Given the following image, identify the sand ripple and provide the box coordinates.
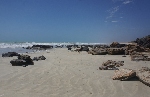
[0,48,150,97]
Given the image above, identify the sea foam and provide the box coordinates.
[0,42,108,48]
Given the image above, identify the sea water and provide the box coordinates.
[0,42,109,55]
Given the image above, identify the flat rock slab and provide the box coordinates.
[136,67,150,87]
[112,68,136,81]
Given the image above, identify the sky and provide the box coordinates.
[0,0,150,43]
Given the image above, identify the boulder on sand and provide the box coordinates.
[10,54,34,67]
[112,68,136,81]
[99,60,124,70]
[10,59,27,67]
[33,55,46,61]
[136,67,150,86]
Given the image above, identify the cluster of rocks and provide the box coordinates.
[10,55,34,67]
[1,51,47,67]
[99,60,124,70]
[136,67,150,86]
[112,67,150,87]
[25,45,53,50]
[68,46,89,52]
[131,54,150,61]
[87,42,147,55]
[110,42,125,48]
[2,52,20,57]
[88,48,108,55]
[71,35,150,55]
[133,35,150,48]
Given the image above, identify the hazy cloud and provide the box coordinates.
[123,0,133,4]
[106,0,134,22]
[111,21,118,23]
[106,6,120,19]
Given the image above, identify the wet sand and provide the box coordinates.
[0,48,150,97]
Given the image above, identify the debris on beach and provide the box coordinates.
[99,60,124,70]
[112,68,136,81]
[32,55,46,61]
[2,52,20,57]
[10,54,34,67]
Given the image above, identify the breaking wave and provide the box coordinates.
[0,42,109,48]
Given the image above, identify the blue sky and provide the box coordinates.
[0,0,150,43]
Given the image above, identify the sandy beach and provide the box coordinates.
[0,48,150,97]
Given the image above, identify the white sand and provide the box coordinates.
[0,48,150,97]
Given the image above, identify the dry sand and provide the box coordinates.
[0,48,150,97]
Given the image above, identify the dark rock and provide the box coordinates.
[10,54,34,67]
[2,52,20,57]
[10,59,27,66]
[133,35,150,48]
[33,55,46,61]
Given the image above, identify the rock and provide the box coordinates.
[110,42,125,48]
[136,67,150,86]
[106,48,125,55]
[10,54,34,66]
[131,54,150,61]
[33,55,46,61]
[99,66,108,70]
[2,52,20,57]
[99,60,124,70]
[133,35,150,48]
[67,47,72,50]
[112,69,136,81]
[81,46,89,51]
[10,59,26,66]
[25,45,53,50]
[88,48,108,55]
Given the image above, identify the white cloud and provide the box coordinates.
[106,6,120,19]
[106,0,134,20]
[123,0,132,4]
[112,0,133,4]
[111,21,118,22]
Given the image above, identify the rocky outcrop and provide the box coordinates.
[25,45,53,50]
[110,42,125,48]
[131,54,150,61]
[99,60,124,70]
[112,69,136,81]
[136,67,150,86]
[133,35,150,48]
[106,48,125,55]
[88,48,108,55]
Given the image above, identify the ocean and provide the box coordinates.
[0,42,109,55]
